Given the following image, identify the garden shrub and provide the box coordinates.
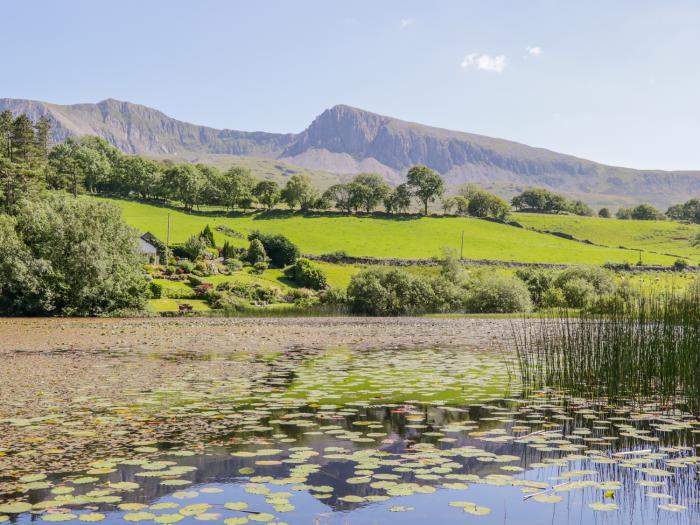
[674,258,689,270]
[284,258,328,290]
[188,275,204,287]
[225,258,243,271]
[177,260,194,273]
[246,238,267,264]
[182,235,209,260]
[248,232,300,267]
[253,261,269,274]
[464,275,533,313]
[149,281,163,299]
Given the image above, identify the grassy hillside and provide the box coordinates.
[106,198,683,265]
[515,213,700,261]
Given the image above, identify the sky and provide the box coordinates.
[2,0,699,170]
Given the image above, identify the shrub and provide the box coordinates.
[285,288,319,307]
[200,224,216,247]
[248,232,299,267]
[464,275,533,313]
[346,268,438,316]
[541,287,567,308]
[673,258,689,270]
[284,258,328,290]
[149,281,163,299]
[560,278,595,308]
[177,260,195,273]
[225,258,243,271]
[439,247,463,282]
[553,266,615,295]
[514,268,554,307]
[320,287,347,305]
[182,235,209,260]
[194,283,213,296]
[252,261,269,274]
[246,238,267,264]
[188,275,204,287]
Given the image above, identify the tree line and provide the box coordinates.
[3,111,699,224]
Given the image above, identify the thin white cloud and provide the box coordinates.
[460,53,506,73]
[400,17,413,29]
[527,46,543,56]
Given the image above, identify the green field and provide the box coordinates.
[515,213,700,261]
[106,198,685,265]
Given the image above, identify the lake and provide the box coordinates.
[0,319,697,524]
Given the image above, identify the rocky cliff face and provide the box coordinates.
[1,97,699,207]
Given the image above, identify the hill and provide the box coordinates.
[3,98,700,207]
[105,198,689,265]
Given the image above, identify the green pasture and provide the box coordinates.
[515,212,700,261]
[105,198,683,265]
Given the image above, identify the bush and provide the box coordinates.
[194,283,213,296]
[252,261,269,274]
[248,232,300,267]
[673,258,689,270]
[541,287,567,308]
[560,278,595,308]
[320,287,347,305]
[182,235,209,260]
[200,224,216,248]
[225,258,243,271]
[464,275,533,313]
[177,260,195,274]
[188,275,204,287]
[347,268,438,316]
[553,266,615,295]
[285,288,319,307]
[514,268,554,307]
[149,281,163,299]
[284,258,328,290]
[246,238,267,264]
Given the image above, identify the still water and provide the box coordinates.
[0,346,698,524]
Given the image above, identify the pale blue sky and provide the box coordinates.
[3,1,699,170]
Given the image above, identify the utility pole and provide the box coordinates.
[460,230,465,260]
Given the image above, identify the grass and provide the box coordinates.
[515,291,700,414]
[147,298,210,312]
[515,212,700,260]
[105,198,684,265]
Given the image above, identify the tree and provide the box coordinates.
[0,110,13,159]
[452,195,469,215]
[350,173,390,213]
[463,187,510,219]
[406,165,444,215]
[246,238,267,264]
[630,203,664,221]
[10,114,37,163]
[253,180,281,210]
[570,200,593,217]
[248,232,299,267]
[384,183,412,214]
[34,116,52,161]
[218,166,255,210]
[281,174,317,210]
[598,207,611,218]
[0,195,148,315]
[666,199,700,223]
[200,224,216,248]
[182,235,209,260]
[323,184,355,213]
[163,164,204,210]
[616,208,632,219]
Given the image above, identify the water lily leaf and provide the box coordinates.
[43,514,78,522]
[588,502,618,511]
[79,513,106,522]
[0,502,33,514]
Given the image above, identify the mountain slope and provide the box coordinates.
[1,97,699,207]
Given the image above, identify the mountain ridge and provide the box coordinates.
[1,97,698,207]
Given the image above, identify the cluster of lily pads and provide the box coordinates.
[1,346,698,524]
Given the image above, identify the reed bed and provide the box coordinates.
[514,291,700,414]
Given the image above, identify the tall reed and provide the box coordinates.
[514,290,700,414]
